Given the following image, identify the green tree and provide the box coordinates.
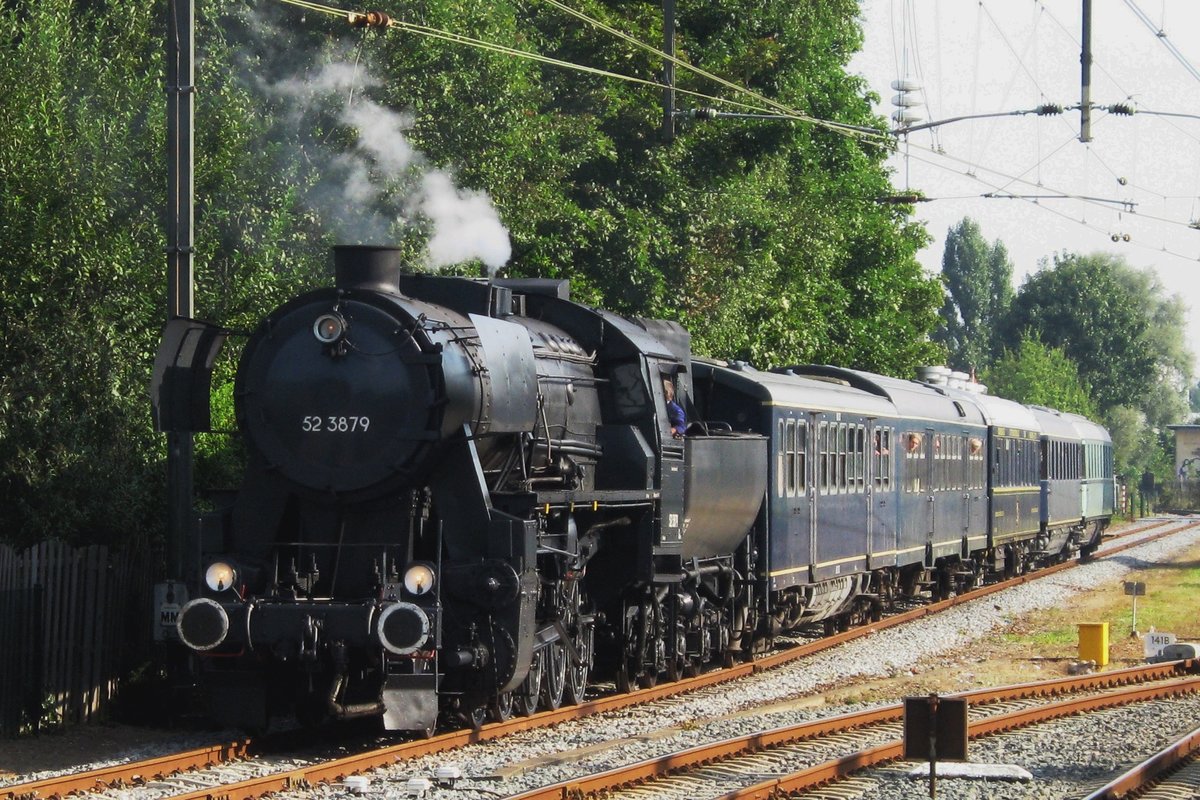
[980,336,1097,419]
[1105,405,1172,481]
[0,0,323,548]
[933,217,1014,373]
[328,0,944,371]
[1,0,948,550]
[1001,252,1192,422]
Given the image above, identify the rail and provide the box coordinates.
[3,518,1192,800]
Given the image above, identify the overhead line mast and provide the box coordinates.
[1080,0,1093,142]
[165,0,196,586]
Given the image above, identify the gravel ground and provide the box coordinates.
[292,520,1200,800]
[850,695,1200,800]
[3,518,1196,800]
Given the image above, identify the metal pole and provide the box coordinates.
[1080,0,1093,142]
[661,0,675,142]
[928,693,938,799]
[166,0,195,585]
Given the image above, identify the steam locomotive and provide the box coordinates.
[152,245,1114,733]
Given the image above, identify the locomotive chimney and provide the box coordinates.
[333,245,403,293]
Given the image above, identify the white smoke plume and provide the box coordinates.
[263,60,511,273]
[415,173,512,270]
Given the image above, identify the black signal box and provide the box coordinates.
[903,695,969,761]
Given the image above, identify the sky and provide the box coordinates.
[848,0,1200,360]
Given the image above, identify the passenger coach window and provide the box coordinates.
[785,419,796,494]
[818,422,830,493]
[874,428,893,490]
[853,425,865,491]
[904,431,924,492]
[777,420,787,497]
[968,436,984,489]
[837,423,848,493]
[777,418,807,498]
[796,422,807,492]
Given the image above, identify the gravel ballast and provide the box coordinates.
[4,519,1197,800]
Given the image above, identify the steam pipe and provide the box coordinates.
[327,673,386,719]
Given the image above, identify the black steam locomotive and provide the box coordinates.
[153,245,1113,732]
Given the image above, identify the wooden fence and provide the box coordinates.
[0,540,153,736]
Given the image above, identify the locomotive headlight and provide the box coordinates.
[313,313,346,344]
[403,562,436,596]
[204,561,238,593]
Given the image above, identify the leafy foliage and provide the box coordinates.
[0,0,165,548]
[0,0,325,547]
[980,337,1097,419]
[933,217,1013,373]
[0,0,944,548]
[1001,252,1192,424]
[999,252,1193,478]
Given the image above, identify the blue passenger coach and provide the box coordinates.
[1066,411,1115,553]
[692,361,898,626]
[688,358,1115,636]
[1028,405,1088,559]
[1026,405,1114,561]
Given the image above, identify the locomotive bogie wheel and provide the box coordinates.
[541,643,566,711]
[636,672,657,690]
[464,704,488,730]
[489,691,514,723]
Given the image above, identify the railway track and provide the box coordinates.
[508,661,1200,800]
[3,516,1193,800]
[1081,722,1200,800]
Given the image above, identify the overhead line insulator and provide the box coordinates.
[348,10,391,27]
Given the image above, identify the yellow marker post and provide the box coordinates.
[1078,622,1110,666]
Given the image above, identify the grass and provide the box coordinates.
[818,533,1200,706]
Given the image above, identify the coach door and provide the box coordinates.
[868,424,898,568]
[923,427,936,562]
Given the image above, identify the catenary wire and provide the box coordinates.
[276,0,1200,255]
[275,0,894,144]
[1124,0,1200,84]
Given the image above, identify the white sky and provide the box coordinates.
[849,1,1200,365]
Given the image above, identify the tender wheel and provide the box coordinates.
[541,642,566,711]
[616,667,633,695]
[637,672,657,689]
[622,594,664,691]
[513,649,543,717]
